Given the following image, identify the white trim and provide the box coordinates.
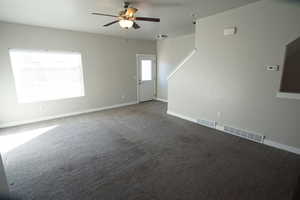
[276,92,300,100]
[136,55,140,103]
[264,140,300,155]
[136,54,156,103]
[0,101,138,129]
[167,110,197,123]
[136,54,156,57]
[167,110,300,155]
[155,98,168,103]
[167,48,197,80]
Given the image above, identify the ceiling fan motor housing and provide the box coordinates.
[91,1,160,29]
[124,1,130,9]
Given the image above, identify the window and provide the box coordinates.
[9,49,85,103]
[141,60,152,81]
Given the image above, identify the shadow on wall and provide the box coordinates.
[275,0,300,5]
[280,36,300,93]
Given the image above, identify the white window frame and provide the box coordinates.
[9,49,85,103]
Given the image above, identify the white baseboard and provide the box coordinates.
[277,92,300,100]
[155,98,168,103]
[0,101,138,129]
[167,110,197,123]
[264,139,300,155]
[167,110,300,155]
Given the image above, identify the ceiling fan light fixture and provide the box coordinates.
[92,1,160,30]
[119,19,134,29]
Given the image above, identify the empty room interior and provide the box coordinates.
[0,0,300,199]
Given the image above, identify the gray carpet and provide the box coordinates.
[1,101,299,200]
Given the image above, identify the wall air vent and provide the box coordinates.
[223,126,265,143]
[156,34,168,40]
[197,119,217,129]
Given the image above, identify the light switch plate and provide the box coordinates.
[267,65,279,71]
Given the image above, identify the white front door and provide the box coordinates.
[137,55,156,102]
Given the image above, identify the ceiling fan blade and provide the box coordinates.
[135,17,160,22]
[103,20,119,27]
[91,12,118,18]
[133,22,141,29]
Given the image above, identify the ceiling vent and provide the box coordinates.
[156,34,168,40]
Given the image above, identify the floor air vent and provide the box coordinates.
[223,126,265,143]
[197,119,217,129]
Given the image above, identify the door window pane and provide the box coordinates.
[141,60,152,81]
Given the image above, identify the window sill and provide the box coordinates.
[277,92,300,100]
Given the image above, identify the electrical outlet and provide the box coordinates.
[217,112,222,118]
[121,95,125,99]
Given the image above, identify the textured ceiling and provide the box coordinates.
[0,0,261,40]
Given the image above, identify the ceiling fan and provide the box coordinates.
[91,1,160,29]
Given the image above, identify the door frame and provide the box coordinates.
[136,54,157,103]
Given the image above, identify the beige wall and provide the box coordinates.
[156,34,195,100]
[168,0,300,149]
[0,22,156,125]
[0,154,9,196]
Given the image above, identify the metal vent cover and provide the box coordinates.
[223,126,265,143]
[197,119,217,129]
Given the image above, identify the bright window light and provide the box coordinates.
[9,49,85,103]
[141,60,152,81]
[0,125,58,154]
